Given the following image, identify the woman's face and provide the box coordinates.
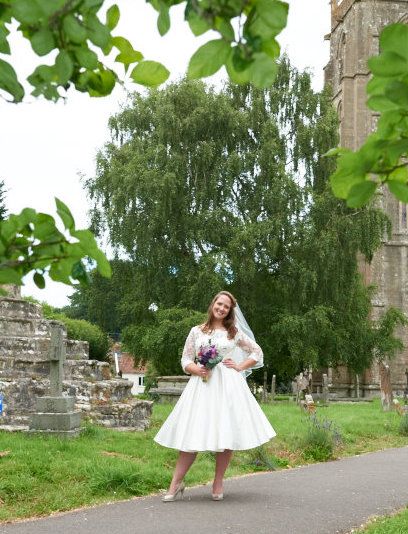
[212,294,232,321]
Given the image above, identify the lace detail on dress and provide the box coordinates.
[236,330,263,364]
[181,327,197,373]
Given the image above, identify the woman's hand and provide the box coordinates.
[222,358,241,372]
[185,362,210,378]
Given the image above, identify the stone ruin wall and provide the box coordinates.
[0,285,152,430]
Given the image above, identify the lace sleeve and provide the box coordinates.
[181,327,197,374]
[236,330,263,365]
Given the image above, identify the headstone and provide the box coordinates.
[322,373,329,405]
[379,361,393,412]
[271,374,276,402]
[262,370,268,402]
[29,322,81,437]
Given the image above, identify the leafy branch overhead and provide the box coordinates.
[329,24,408,208]
[0,198,111,290]
[0,0,288,102]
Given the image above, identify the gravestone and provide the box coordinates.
[29,322,81,437]
[322,373,329,405]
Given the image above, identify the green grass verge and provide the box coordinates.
[356,507,408,533]
[0,400,407,523]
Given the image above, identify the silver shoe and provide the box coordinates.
[212,493,224,501]
[162,482,185,502]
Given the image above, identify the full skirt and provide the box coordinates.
[154,364,276,452]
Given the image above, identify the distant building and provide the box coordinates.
[119,353,147,395]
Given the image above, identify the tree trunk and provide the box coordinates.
[379,361,393,411]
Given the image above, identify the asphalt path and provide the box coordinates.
[1,447,408,534]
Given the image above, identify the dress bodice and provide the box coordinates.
[181,326,263,373]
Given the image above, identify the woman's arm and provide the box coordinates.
[223,330,263,372]
[180,327,209,378]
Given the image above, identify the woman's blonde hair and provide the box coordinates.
[201,291,238,339]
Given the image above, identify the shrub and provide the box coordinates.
[399,414,408,436]
[301,414,342,462]
[122,307,206,376]
[54,315,109,361]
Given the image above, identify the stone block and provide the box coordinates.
[36,396,75,413]
[30,411,81,431]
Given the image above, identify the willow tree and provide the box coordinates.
[86,59,392,378]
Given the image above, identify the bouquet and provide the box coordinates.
[197,340,223,382]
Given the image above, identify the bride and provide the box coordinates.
[154,290,276,501]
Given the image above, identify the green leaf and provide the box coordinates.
[346,181,377,208]
[31,28,55,56]
[0,268,22,285]
[385,80,408,107]
[187,11,210,36]
[368,52,407,77]
[367,95,400,112]
[257,0,289,32]
[115,51,143,72]
[388,180,408,203]
[86,15,111,48]
[71,260,91,284]
[187,39,231,79]
[380,23,408,62]
[366,75,391,97]
[130,60,169,87]
[11,0,42,24]
[63,15,88,44]
[56,198,75,231]
[33,272,46,289]
[88,68,116,96]
[215,18,235,41]
[93,248,112,277]
[261,39,280,59]
[0,59,24,102]
[55,51,73,84]
[324,147,351,158]
[249,52,278,88]
[0,24,10,54]
[330,151,370,198]
[74,47,99,69]
[112,36,133,54]
[106,4,120,30]
[226,53,251,84]
[388,167,408,183]
[49,258,74,284]
[157,1,170,36]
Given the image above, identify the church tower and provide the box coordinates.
[325,0,408,396]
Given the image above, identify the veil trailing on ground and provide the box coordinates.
[234,304,264,378]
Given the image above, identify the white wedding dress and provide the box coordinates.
[154,326,276,452]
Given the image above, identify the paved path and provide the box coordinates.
[1,447,408,534]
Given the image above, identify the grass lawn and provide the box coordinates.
[0,400,407,523]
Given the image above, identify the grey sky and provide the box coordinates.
[0,0,331,307]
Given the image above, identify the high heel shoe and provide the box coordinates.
[212,493,224,501]
[162,482,185,502]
